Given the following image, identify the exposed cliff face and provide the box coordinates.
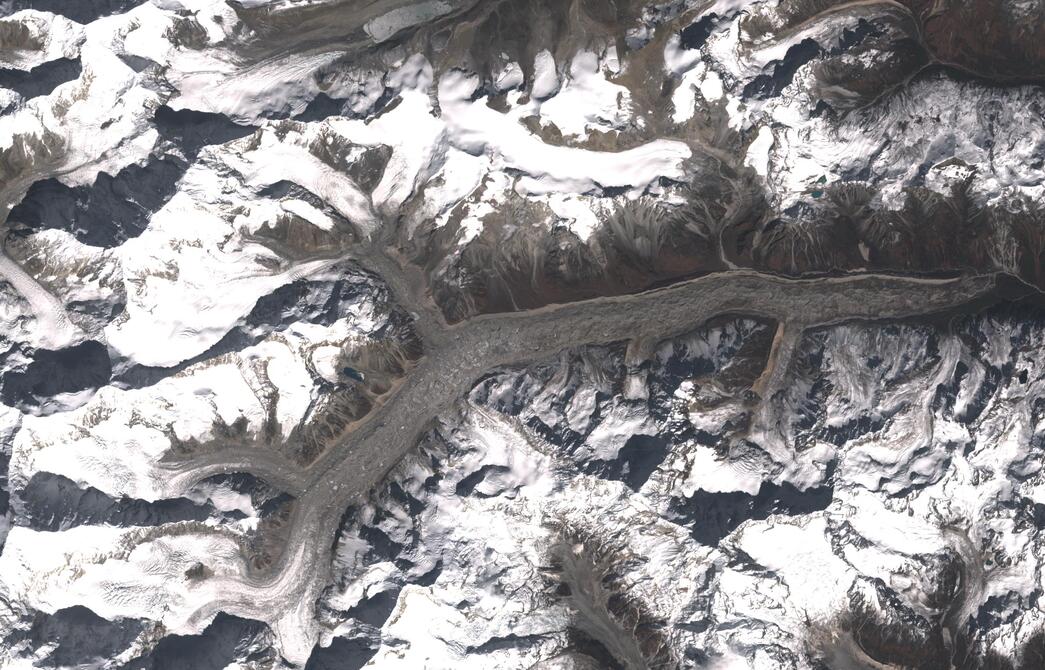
[0,0,1042,668]
[318,307,1045,668]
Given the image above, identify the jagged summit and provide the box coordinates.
[0,0,1043,668]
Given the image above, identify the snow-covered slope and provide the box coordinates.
[0,0,1044,668]
[317,309,1045,668]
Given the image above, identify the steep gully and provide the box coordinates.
[156,238,1017,661]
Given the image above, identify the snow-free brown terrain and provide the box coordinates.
[1,0,1044,668]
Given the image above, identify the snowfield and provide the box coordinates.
[1,0,1044,668]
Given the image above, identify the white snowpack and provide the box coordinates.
[530,50,560,100]
[539,50,632,139]
[13,313,372,500]
[0,524,242,629]
[734,517,852,619]
[438,69,690,196]
[230,137,379,234]
[744,124,774,178]
[682,444,765,496]
[0,11,85,71]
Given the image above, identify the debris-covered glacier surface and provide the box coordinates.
[0,0,1044,668]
